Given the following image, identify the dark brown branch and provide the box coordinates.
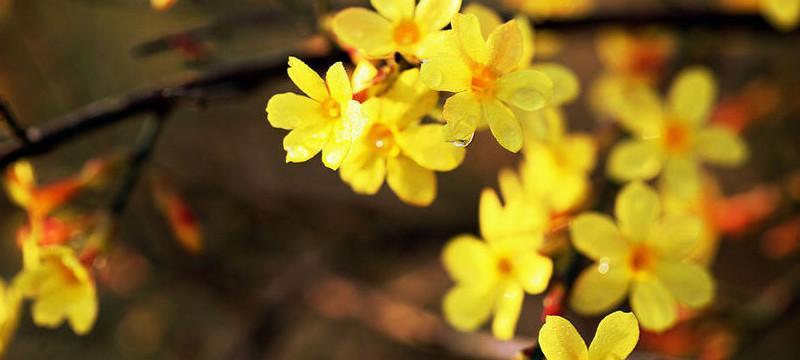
[0,98,31,144]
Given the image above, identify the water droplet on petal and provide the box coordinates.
[451,132,475,147]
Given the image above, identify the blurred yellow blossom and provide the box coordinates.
[538,311,639,360]
[266,57,367,170]
[0,280,21,357]
[606,67,748,198]
[568,182,714,332]
[420,13,553,152]
[17,245,98,335]
[442,180,552,340]
[340,69,465,206]
[761,0,800,30]
[504,0,593,19]
[151,0,178,12]
[332,0,462,60]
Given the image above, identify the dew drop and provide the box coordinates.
[450,132,475,147]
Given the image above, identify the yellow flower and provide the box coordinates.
[331,0,462,60]
[340,69,465,206]
[151,0,178,11]
[503,0,593,19]
[520,110,596,214]
[442,181,553,340]
[538,311,639,360]
[568,182,714,332]
[16,245,98,335]
[420,13,553,152]
[606,67,748,198]
[0,280,22,357]
[761,0,800,30]
[266,57,367,170]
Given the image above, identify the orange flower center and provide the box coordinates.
[320,98,341,119]
[471,65,497,99]
[663,120,691,153]
[628,245,657,274]
[366,123,398,156]
[497,257,513,275]
[393,21,420,46]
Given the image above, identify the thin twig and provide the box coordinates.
[0,98,31,144]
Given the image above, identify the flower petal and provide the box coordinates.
[531,63,580,105]
[339,143,386,195]
[668,67,716,127]
[332,8,394,58]
[442,234,495,285]
[321,119,352,170]
[283,122,331,163]
[443,283,495,332]
[420,53,472,92]
[615,181,661,241]
[415,0,462,33]
[570,213,628,260]
[495,69,553,112]
[630,278,677,332]
[511,252,553,294]
[386,156,436,206]
[661,156,701,199]
[441,91,480,143]
[648,215,702,260]
[326,62,352,104]
[762,0,800,30]
[452,13,489,64]
[266,93,324,130]
[463,2,502,38]
[538,315,589,360]
[655,260,714,308]
[486,20,523,74]
[396,124,466,171]
[695,126,748,167]
[607,140,663,181]
[569,262,630,315]
[287,56,329,102]
[483,99,523,153]
[588,311,639,360]
[381,68,438,127]
[371,0,414,21]
[492,281,524,340]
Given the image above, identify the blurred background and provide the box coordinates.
[0,0,799,359]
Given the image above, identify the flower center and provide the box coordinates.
[320,98,341,119]
[497,257,513,275]
[628,245,657,274]
[366,123,398,156]
[471,65,497,98]
[393,20,420,46]
[663,120,691,153]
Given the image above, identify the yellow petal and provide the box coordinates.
[371,0,414,21]
[386,156,436,206]
[762,0,800,30]
[655,261,714,308]
[442,234,496,284]
[695,126,748,166]
[511,252,553,294]
[492,281,524,340]
[396,124,466,171]
[416,29,459,60]
[649,215,702,260]
[479,187,504,241]
[483,99,523,153]
[419,53,472,92]
[570,213,628,260]
[480,187,546,249]
[661,156,701,199]
[441,91,480,143]
[561,134,597,172]
[588,311,639,360]
[516,15,535,67]
[616,181,661,241]
[630,278,677,332]
[443,283,495,332]
[321,119,352,170]
[332,8,394,58]
[339,144,386,195]
[415,0,462,33]
[4,161,36,208]
[326,62,353,104]
[382,68,439,128]
[67,289,98,335]
[463,2,502,38]
[549,172,588,213]
[487,20,523,74]
[532,63,580,105]
[283,122,331,163]
[668,67,716,126]
[607,140,663,181]
[266,93,325,130]
[452,13,489,64]
[287,57,329,102]
[538,315,589,360]
[498,168,525,205]
[596,78,663,137]
[569,262,630,315]
[495,69,553,112]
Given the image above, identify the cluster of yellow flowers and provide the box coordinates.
[265,0,752,357]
